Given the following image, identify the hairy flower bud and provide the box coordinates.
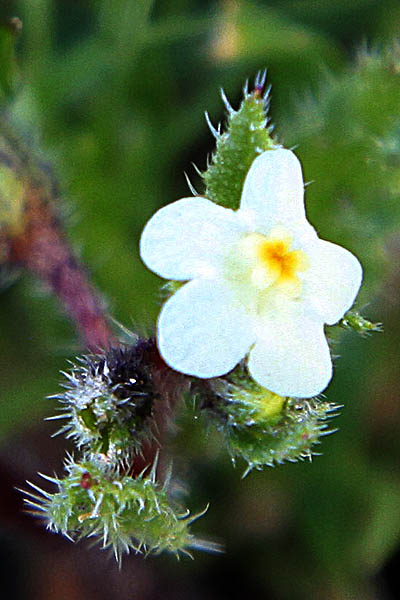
[49,339,160,465]
[23,456,213,562]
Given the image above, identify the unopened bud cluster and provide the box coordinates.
[25,339,205,561]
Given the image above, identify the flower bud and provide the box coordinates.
[49,340,159,465]
[23,456,208,562]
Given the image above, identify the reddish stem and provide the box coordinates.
[8,186,115,352]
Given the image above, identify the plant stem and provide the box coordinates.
[7,186,114,352]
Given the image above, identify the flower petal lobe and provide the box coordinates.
[249,306,333,397]
[305,240,363,325]
[239,149,306,228]
[140,197,244,281]
[158,279,255,377]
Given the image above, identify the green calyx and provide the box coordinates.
[25,459,202,562]
[210,366,288,427]
[197,367,339,472]
[225,398,339,473]
[202,84,275,210]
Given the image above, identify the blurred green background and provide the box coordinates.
[2,1,400,598]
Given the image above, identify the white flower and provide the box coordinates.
[140,149,362,398]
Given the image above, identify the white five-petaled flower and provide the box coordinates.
[140,149,362,398]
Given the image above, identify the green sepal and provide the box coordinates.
[226,398,339,473]
[202,87,275,210]
[160,279,185,301]
[26,458,207,562]
[197,368,339,472]
[211,364,287,427]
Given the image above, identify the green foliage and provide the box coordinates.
[0,17,20,102]
[281,44,400,295]
[24,457,201,561]
[0,110,62,243]
[0,163,24,235]
[202,82,274,210]
[0,0,399,596]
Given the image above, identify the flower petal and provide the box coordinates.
[158,279,255,377]
[239,148,306,229]
[140,197,244,281]
[304,239,363,325]
[248,305,332,398]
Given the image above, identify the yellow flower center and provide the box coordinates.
[241,229,309,297]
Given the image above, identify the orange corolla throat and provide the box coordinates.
[241,231,309,293]
[258,238,308,281]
